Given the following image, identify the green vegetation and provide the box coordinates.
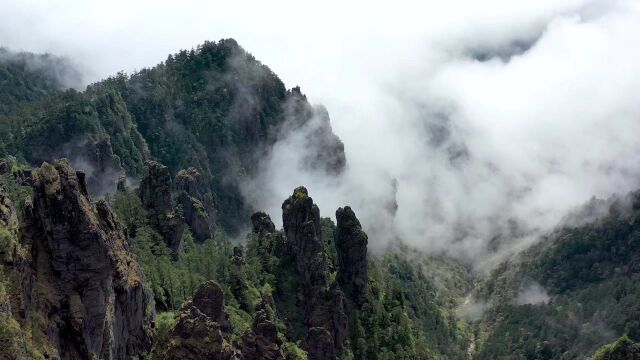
[0,48,78,118]
[474,194,640,359]
[0,40,321,233]
[1,40,640,360]
[348,254,470,359]
[109,189,231,310]
[590,336,640,360]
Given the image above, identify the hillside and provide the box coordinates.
[0,40,639,360]
[0,39,344,233]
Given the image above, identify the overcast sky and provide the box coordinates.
[3,0,640,267]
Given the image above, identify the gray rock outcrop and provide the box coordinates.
[21,159,154,359]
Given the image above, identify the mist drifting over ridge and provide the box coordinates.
[3,0,640,268]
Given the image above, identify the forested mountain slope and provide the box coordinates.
[0,48,80,117]
[0,39,344,233]
[472,193,640,359]
[0,40,639,360]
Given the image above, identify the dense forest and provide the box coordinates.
[0,40,639,360]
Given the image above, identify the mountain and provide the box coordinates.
[0,39,345,233]
[471,193,640,359]
[0,40,639,360]
[0,48,81,117]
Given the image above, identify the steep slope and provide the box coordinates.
[90,39,345,233]
[0,89,150,195]
[5,39,640,360]
[0,48,80,118]
[589,336,640,360]
[137,185,472,359]
[473,192,640,359]
[0,39,345,235]
[23,159,154,359]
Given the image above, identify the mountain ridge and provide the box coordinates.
[0,39,638,360]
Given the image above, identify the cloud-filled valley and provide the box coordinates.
[3,0,640,268]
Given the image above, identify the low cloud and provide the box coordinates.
[3,0,640,269]
[457,296,491,321]
[516,282,551,305]
[0,47,83,90]
[241,0,640,270]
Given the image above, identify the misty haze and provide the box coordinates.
[0,1,639,359]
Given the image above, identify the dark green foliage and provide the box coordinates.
[0,48,79,117]
[531,197,640,293]
[0,166,32,221]
[321,217,339,273]
[0,88,149,179]
[5,40,640,360]
[475,193,640,359]
[88,39,313,233]
[346,255,470,360]
[1,39,328,234]
[109,189,230,310]
[590,336,640,360]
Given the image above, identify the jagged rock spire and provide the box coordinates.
[335,206,369,304]
[163,280,237,359]
[138,160,185,251]
[138,160,172,214]
[281,186,347,360]
[282,186,327,290]
[251,211,276,237]
[175,167,213,242]
[23,159,153,359]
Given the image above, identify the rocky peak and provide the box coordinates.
[176,167,212,243]
[116,174,127,192]
[251,211,276,237]
[163,280,237,360]
[302,105,346,175]
[176,167,202,198]
[335,206,369,304]
[22,159,153,359]
[281,186,347,359]
[139,160,172,214]
[282,186,326,288]
[139,160,186,251]
[241,296,283,360]
[192,280,226,323]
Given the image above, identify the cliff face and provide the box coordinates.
[21,159,153,359]
[240,296,284,360]
[139,160,186,251]
[335,206,369,305]
[139,160,173,215]
[0,183,19,264]
[282,187,347,360]
[67,136,124,196]
[0,40,346,237]
[175,167,213,242]
[163,281,237,360]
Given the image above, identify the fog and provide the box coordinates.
[3,0,640,268]
[516,282,551,305]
